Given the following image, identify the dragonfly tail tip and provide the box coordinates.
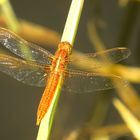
[36,119,41,126]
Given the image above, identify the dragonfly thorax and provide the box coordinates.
[51,42,72,73]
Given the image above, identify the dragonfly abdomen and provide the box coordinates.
[36,72,60,125]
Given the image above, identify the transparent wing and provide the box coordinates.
[69,47,130,69]
[0,54,49,87]
[64,69,127,93]
[0,28,53,64]
[85,47,130,62]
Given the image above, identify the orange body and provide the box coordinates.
[36,42,72,125]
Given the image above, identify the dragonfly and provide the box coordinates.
[0,28,130,125]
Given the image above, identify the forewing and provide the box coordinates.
[0,28,53,64]
[85,47,130,62]
[0,54,48,87]
[64,70,127,93]
[69,47,130,69]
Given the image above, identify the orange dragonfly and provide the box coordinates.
[0,28,130,125]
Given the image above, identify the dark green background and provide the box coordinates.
[0,0,139,140]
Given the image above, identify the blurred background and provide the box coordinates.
[0,0,140,140]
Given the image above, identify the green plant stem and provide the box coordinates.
[0,0,20,32]
[61,0,84,45]
[37,0,84,140]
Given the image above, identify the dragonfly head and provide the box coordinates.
[58,41,72,55]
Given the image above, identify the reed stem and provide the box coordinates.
[37,0,84,140]
[0,0,20,32]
